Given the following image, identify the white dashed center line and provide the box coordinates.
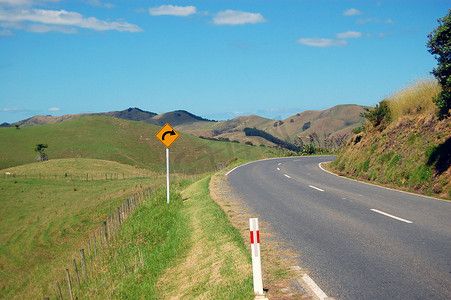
[371,209,412,224]
[284,174,291,178]
[309,185,324,192]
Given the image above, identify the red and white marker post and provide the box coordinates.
[250,218,264,296]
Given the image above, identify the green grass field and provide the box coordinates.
[0,159,167,298]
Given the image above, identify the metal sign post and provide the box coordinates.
[166,147,170,204]
[156,123,180,204]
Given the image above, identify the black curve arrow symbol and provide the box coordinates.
[162,130,176,140]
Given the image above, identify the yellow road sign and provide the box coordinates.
[156,123,180,148]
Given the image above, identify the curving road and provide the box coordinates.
[227,156,451,300]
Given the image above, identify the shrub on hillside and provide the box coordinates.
[361,99,392,128]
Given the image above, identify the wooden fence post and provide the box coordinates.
[98,228,103,252]
[56,281,63,300]
[80,249,87,281]
[65,269,74,300]
[103,221,108,244]
[93,233,97,261]
[73,259,81,289]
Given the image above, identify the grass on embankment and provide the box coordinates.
[0,159,165,299]
[331,78,450,199]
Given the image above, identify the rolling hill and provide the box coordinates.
[0,116,277,172]
[3,105,365,150]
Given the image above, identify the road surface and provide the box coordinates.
[227,156,451,299]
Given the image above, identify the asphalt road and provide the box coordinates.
[227,156,451,300]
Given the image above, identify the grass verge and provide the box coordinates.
[157,175,254,299]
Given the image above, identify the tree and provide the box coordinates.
[427,9,451,119]
[35,144,48,161]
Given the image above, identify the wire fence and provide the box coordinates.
[44,187,151,300]
[2,171,156,180]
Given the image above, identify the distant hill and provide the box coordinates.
[6,108,214,128]
[5,105,365,148]
[144,110,216,127]
[177,105,366,147]
[7,107,157,127]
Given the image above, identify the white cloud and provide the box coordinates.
[0,0,59,6]
[297,38,347,47]
[213,10,266,25]
[27,23,77,33]
[0,28,12,35]
[85,0,116,8]
[2,107,22,112]
[343,8,364,16]
[0,0,32,5]
[48,107,60,111]
[149,5,196,16]
[335,31,363,39]
[0,7,143,32]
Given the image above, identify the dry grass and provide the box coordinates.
[388,78,441,121]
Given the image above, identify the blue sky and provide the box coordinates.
[0,0,449,123]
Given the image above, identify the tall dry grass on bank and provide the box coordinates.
[387,78,441,121]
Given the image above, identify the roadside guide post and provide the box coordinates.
[156,123,180,204]
[250,218,265,297]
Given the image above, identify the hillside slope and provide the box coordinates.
[330,81,450,199]
[177,105,365,147]
[0,116,275,172]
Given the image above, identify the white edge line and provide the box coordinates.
[309,185,324,192]
[371,209,413,224]
[318,162,449,203]
[301,274,328,300]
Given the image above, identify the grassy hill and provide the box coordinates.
[330,79,450,199]
[0,116,277,173]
